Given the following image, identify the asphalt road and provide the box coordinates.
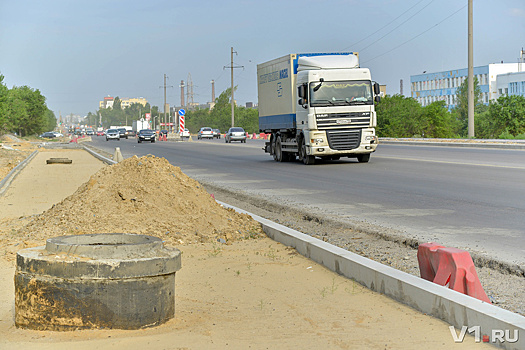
[90,136,525,267]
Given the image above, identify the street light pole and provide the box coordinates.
[467,0,474,138]
[224,47,243,128]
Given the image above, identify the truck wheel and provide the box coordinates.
[299,137,315,165]
[357,154,370,163]
[275,136,284,162]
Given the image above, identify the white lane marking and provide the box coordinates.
[373,155,525,170]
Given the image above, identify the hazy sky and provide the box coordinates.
[1,0,524,118]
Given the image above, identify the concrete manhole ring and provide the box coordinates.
[15,233,181,330]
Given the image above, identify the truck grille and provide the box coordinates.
[326,129,361,150]
[316,112,370,129]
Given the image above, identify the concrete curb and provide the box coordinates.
[219,201,525,350]
[82,145,117,165]
[379,138,525,150]
[0,150,38,197]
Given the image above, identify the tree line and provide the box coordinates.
[84,97,162,129]
[185,88,258,134]
[0,74,56,137]
[376,78,525,139]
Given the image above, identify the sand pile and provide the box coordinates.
[20,155,264,245]
[0,136,37,179]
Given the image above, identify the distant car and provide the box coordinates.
[181,128,190,138]
[86,129,94,136]
[39,132,56,138]
[212,129,221,139]
[52,131,63,137]
[106,129,120,141]
[96,130,105,136]
[117,128,128,139]
[127,130,136,137]
[197,127,213,140]
[137,129,156,143]
[225,127,247,143]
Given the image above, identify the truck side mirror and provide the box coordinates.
[298,85,305,98]
[375,95,381,103]
[373,82,380,95]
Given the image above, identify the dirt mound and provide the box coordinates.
[0,136,37,180]
[20,155,263,245]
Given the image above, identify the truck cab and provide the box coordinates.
[258,53,380,165]
[295,55,379,164]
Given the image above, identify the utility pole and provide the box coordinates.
[180,80,185,108]
[467,0,474,138]
[164,74,167,130]
[224,47,243,127]
[160,74,173,131]
[211,80,215,103]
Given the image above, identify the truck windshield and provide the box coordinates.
[309,80,373,106]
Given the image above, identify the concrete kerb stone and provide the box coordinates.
[379,138,525,150]
[218,201,525,350]
[82,145,117,165]
[0,150,38,197]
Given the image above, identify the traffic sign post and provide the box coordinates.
[178,109,186,134]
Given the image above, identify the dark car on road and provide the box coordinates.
[39,131,57,138]
[137,129,156,143]
[117,128,128,139]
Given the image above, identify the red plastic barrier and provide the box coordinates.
[417,242,490,303]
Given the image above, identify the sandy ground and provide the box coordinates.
[0,147,491,349]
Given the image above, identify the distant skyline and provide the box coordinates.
[1,0,524,117]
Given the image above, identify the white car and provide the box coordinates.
[52,131,64,137]
[181,128,190,138]
[106,129,120,141]
[225,127,247,143]
[197,127,214,139]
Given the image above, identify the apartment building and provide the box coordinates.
[99,96,148,109]
[410,63,521,108]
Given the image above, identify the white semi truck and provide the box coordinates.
[257,53,380,165]
[132,119,150,133]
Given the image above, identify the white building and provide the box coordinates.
[496,71,525,99]
[410,63,521,109]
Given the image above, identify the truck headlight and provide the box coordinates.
[311,138,324,143]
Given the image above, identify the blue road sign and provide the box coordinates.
[178,109,186,116]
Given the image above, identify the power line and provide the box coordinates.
[362,5,467,64]
[340,0,428,52]
[359,0,436,53]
